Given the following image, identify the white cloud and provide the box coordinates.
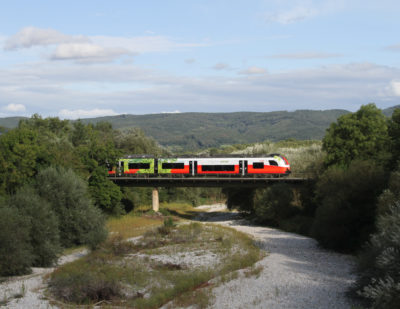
[269,52,342,59]
[265,6,318,24]
[51,43,131,62]
[239,66,267,75]
[58,108,118,119]
[389,80,400,96]
[263,0,345,25]
[4,26,88,50]
[1,61,399,116]
[213,62,231,70]
[92,35,208,53]
[4,103,26,112]
[161,110,181,114]
[4,27,208,64]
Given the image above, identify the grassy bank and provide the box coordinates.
[48,207,263,308]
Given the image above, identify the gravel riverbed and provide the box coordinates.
[1,204,359,308]
[198,204,359,309]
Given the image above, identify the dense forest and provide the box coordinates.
[1,104,400,308]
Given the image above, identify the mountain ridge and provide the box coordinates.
[1,106,399,150]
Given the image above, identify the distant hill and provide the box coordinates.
[0,117,26,130]
[81,110,349,150]
[1,106,398,150]
[382,105,400,117]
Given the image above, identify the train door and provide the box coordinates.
[189,161,193,176]
[239,160,243,176]
[119,160,125,176]
[194,161,198,176]
[244,160,248,176]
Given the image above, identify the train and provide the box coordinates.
[108,154,291,177]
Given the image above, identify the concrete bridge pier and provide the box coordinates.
[152,187,159,212]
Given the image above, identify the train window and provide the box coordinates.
[202,165,235,172]
[162,163,185,169]
[128,163,150,169]
[253,162,264,169]
[269,160,278,166]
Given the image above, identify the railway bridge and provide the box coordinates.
[109,175,307,211]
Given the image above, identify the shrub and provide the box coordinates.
[10,186,61,267]
[355,202,400,308]
[36,166,107,248]
[222,187,255,213]
[253,183,296,226]
[311,160,385,251]
[49,259,123,304]
[0,205,33,276]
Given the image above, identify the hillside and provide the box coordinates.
[80,110,348,150]
[1,106,399,150]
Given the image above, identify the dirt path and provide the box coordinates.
[196,204,359,309]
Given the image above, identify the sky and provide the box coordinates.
[0,0,400,119]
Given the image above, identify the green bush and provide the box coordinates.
[49,259,123,304]
[222,187,255,213]
[279,215,313,236]
[36,166,107,248]
[10,186,61,267]
[355,202,400,308]
[253,183,296,226]
[311,160,385,251]
[88,166,123,215]
[0,205,33,276]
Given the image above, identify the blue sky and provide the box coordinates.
[0,0,399,119]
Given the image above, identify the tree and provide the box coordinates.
[253,184,296,226]
[311,160,385,251]
[0,204,33,276]
[89,166,123,215]
[322,104,389,167]
[0,127,40,194]
[10,186,61,267]
[36,166,107,248]
[355,202,400,309]
[388,108,400,166]
[115,128,163,156]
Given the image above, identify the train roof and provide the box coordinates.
[121,153,284,159]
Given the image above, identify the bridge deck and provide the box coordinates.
[109,176,306,187]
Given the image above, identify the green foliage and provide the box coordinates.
[377,169,400,215]
[312,160,385,251]
[223,187,255,213]
[49,259,123,304]
[89,166,123,215]
[115,128,164,156]
[253,184,297,226]
[0,127,40,194]
[36,166,107,248]
[323,104,390,167]
[388,108,400,166]
[0,204,33,276]
[10,186,61,267]
[355,202,400,309]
